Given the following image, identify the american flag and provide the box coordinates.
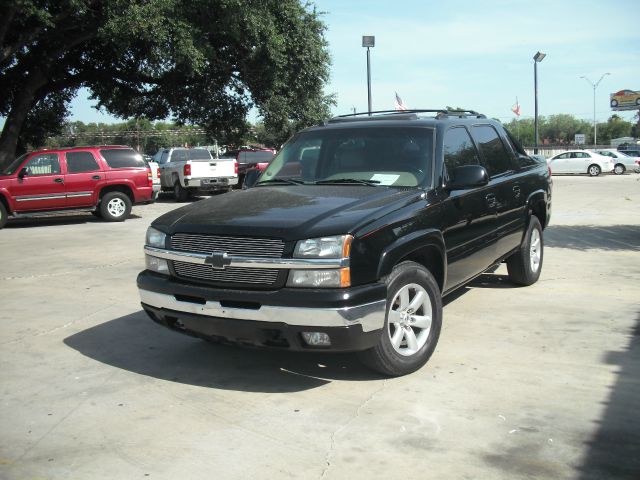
[394,92,408,111]
[511,98,521,117]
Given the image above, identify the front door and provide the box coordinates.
[10,153,66,212]
[440,126,497,290]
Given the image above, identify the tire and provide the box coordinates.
[614,164,625,175]
[174,182,189,202]
[359,261,442,376]
[0,201,8,229]
[588,164,601,177]
[100,191,131,222]
[506,216,543,286]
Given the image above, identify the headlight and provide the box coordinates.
[293,235,352,258]
[288,235,352,288]
[146,227,166,247]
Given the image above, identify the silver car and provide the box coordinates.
[592,149,640,174]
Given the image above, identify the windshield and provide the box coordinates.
[259,126,434,187]
[2,153,28,175]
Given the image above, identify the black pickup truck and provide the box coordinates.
[138,110,552,376]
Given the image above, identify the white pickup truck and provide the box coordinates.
[153,148,238,201]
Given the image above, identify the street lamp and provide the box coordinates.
[533,51,546,154]
[580,73,610,146]
[362,35,375,115]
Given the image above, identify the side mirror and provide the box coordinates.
[446,165,489,190]
[18,167,28,179]
[243,168,261,189]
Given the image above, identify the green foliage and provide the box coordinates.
[0,0,333,165]
[503,114,634,146]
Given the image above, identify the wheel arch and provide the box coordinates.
[376,229,446,293]
[525,189,548,229]
[99,185,134,204]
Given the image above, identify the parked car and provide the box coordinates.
[618,145,640,157]
[610,89,640,108]
[143,155,161,200]
[153,148,237,201]
[137,109,552,376]
[0,146,155,229]
[592,149,640,174]
[229,148,276,187]
[546,150,614,176]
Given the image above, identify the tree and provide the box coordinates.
[0,0,333,167]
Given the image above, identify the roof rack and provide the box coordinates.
[327,109,486,123]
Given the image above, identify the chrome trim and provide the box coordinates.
[139,289,385,332]
[144,246,349,269]
[16,194,66,202]
[66,191,93,198]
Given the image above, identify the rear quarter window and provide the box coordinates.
[100,149,145,168]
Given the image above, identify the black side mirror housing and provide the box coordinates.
[446,165,489,190]
[243,168,261,189]
[18,167,28,179]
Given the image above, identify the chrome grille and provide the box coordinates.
[173,262,279,285]
[171,234,284,257]
[170,234,284,285]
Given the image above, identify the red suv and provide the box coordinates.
[0,146,154,228]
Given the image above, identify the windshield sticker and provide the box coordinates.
[371,174,400,185]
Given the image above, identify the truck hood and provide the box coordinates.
[154,185,423,241]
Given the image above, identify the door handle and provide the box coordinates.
[92,175,101,180]
[512,185,521,198]
[54,178,63,183]
[485,193,497,207]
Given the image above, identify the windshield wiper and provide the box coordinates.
[314,178,380,186]
[256,178,306,186]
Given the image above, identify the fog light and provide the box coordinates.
[145,255,169,274]
[301,332,331,346]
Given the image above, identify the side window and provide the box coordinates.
[24,153,60,175]
[159,151,169,164]
[443,127,479,179]
[471,125,515,177]
[556,153,569,160]
[66,151,100,173]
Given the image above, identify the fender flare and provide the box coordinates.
[525,189,548,228]
[376,228,447,288]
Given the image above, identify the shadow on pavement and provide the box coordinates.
[64,311,383,393]
[577,313,640,479]
[545,225,640,251]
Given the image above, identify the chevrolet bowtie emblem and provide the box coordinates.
[204,251,231,270]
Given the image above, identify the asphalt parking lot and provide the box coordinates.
[1,174,639,480]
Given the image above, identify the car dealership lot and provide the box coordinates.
[1,176,639,479]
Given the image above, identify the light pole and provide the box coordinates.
[580,73,610,146]
[362,35,375,115]
[533,51,546,154]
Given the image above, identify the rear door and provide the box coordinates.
[63,150,104,207]
[10,153,66,212]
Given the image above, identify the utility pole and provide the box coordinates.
[580,73,610,146]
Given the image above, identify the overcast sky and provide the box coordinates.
[67,0,640,124]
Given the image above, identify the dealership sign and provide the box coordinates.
[610,89,640,111]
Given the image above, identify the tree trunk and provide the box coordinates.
[0,70,46,168]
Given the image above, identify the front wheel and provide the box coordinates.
[588,164,601,176]
[0,202,8,229]
[507,216,543,286]
[614,164,625,175]
[100,192,131,222]
[359,261,442,376]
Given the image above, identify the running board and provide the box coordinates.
[11,207,96,218]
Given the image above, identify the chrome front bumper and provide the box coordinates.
[139,288,386,333]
